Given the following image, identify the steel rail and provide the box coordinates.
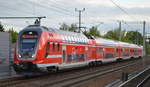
[42,62,138,87]
[0,59,141,87]
[136,74,150,87]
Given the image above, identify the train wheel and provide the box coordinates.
[47,66,59,72]
[130,57,134,60]
[138,56,142,58]
[97,61,102,66]
[88,62,92,67]
[117,58,123,62]
[89,62,94,67]
[51,67,59,72]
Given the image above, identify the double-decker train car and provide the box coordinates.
[13,25,143,75]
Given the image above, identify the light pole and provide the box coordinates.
[75,8,85,33]
[143,21,146,56]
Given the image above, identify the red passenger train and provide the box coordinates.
[13,25,143,75]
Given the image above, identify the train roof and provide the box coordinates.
[47,27,90,44]
[24,25,90,44]
[48,27,88,39]
[95,38,119,46]
[95,38,142,48]
[25,25,88,38]
[24,25,143,48]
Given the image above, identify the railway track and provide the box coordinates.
[136,74,150,87]
[119,66,150,87]
[45,62,136,87]
[0,58,145,87]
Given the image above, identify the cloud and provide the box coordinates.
[0,0,150,33]
[76,0,113,6]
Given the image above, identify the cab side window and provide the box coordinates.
[97,47,103,53]
[52,43,55,52]
[45,42,50,57]
[57,43,60,52]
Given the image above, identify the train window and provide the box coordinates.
[68,36,70,42]
[78,38,80,42]
[79,38,81,43]
[45,42,50,57]
[105,53,114,58]
[62,36,65,41]
[81,38,83,43]
[52,43,55,52]
[76,37,78,42]
[82,38,84,43]
[70,36,72,42]
[57,43,60,52]
[71,36,73,42]
[65,36,67,41]
[80,38,82,43]
[77,38,79,42]
[64,36,67,41]
[116,48,119,52]
[80,38,83,43]
[73,37,75,42]
[74,37,76,42]
[85,39,87,43]
[78,37,80,42]
[123,52,129,56]
[120,49,123,52]
[66,36,69,41]
[97,47,103,52]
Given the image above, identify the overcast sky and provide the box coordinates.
[0,0,150,34]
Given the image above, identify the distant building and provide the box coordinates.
[145,34,150,43]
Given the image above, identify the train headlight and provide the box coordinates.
[19,54,21,58]
[32,54,35,58]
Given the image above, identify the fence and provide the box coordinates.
[0,32,12,78]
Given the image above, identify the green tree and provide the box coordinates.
[146,44,150,56]
[104,29,126,41]
[86,26,101,37]
[68,24,78,32]
[59,23,78,32]
[0,22,5,32]
[123,31,143,45]
[7,28,18,43]
[59,23,69,31]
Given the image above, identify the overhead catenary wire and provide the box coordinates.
[46,0,76,15]
[46,0,101,25]
[0,0,146,35]
[12,0,76,24]
[122,21,135,30]
[0,5,33,15]
[26,0,76,17]
[109,0,138,21]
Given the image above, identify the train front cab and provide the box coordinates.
[13,26,44,75]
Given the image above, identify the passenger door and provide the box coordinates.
[62,45,66,64]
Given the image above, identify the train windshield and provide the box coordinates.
[19,31,38,58]
[21,39,36,51]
